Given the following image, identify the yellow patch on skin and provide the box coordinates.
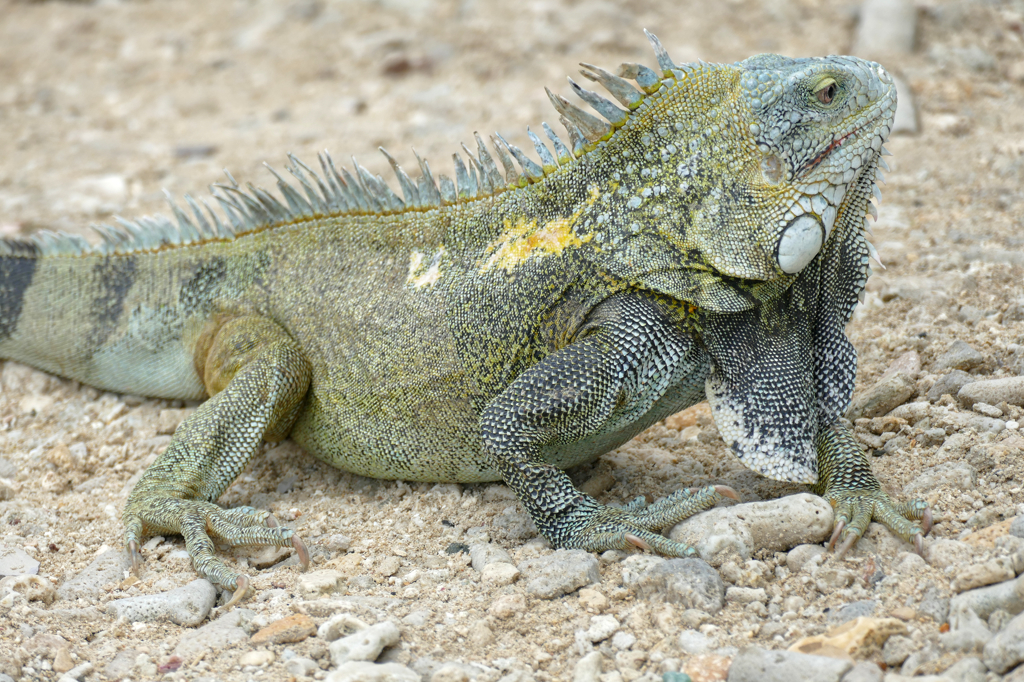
[481,191,598,273]
[406,247,445,288]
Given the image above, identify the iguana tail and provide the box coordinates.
[0,235,212,400]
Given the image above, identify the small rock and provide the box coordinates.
[0,547,40,577]
[327,534,353,553]
[610,631,635,651]
[0,575,55,604]
[827,600,878,625]
[983,611,1024,673]
[106,578,217,627]
[518,549,600,599]
[59,662,93,682]
[787,544,826,573]
[726,587,767,605]
[847,372,916,421]
[959,377,1024,409]
[250,613,316,645]
[470,543,513,571]
[326,661,420,682]
[790,617,905,660]
[680,609,711,629]
[329,620,400,666]
[53,646,74,673]
[889,607,917,621]
[239,650,275,666]
[928,370,977,402]
[573,651,604,682]
[991,609,1015,633]
[973,402,1003,418]
[842,661,884,682]
[319,613,369,641]
[174,608,255,660]
[882,635,915,666]
[852,0,916,58]
[918,586,951,624]
[669,494,833,565]
[904,462,977,496]
[481,562,520,585]
[57,548,132,600]
[585,614,619,643]
[285,656,319,677]
[101,649,137,680]
[678,629,713,654]
[681,653,731,682]
[952,558,1017,593]
[299,569,346,597]
[941,656,988,682]
[489,594,526,619]
[630,558,725,613]
[727,646,851,682]
[934,340,984,372]
[964,415,1006,434]
[431,663,472,682]
[941,607,992,653]
[1012,516,1024,539]
[578,588,609,612]
[949,574,1024,622]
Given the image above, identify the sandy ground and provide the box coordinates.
[2,0,1024,680]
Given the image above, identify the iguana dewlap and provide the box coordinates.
[0,32,931,604]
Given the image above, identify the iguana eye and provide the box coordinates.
[815,80,838,105]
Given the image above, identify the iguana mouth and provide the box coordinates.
[802,128,857,173]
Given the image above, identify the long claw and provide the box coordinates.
[914,533,924,557]
[223,575,250,608]
[129,540,143,576]
[835,531,858,560]
[714,485,740,501]
[292,535,310,570]
[827,520,845,552]
[624,533,652,551]
[265,514,280,528]
[921,507,933,536]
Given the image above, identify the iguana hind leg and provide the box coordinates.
[813,422,932,558]
[481,293,729,556]
[123,316,312,604]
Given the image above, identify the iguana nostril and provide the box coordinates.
[776,214,825,274]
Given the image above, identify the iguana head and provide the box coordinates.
[723,52,895,279]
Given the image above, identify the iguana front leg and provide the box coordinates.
[812,422,932,558]
[123,316,312,605]
[480,294,732,555]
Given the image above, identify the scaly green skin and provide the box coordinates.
[0,37,930,597]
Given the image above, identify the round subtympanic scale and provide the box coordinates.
[776,215,825,273]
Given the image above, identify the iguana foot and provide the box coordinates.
[824,489,932,559]
[555,485,738,556]
[124,500,309,599]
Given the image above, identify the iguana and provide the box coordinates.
[0,32,931,605]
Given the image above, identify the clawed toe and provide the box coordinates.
[292,534,310,570]
[827,520,845,552]
[224,574,250,608]
[714,485,740,501]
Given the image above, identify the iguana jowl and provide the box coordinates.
[0,32,931,604]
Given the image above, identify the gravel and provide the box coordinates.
[105,578,217,626]
[726,647,852,682]
[3,2,1024,681]
[518,549,600,599]
[630,558,725,613]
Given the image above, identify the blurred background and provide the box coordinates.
[0,0,1020,244]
